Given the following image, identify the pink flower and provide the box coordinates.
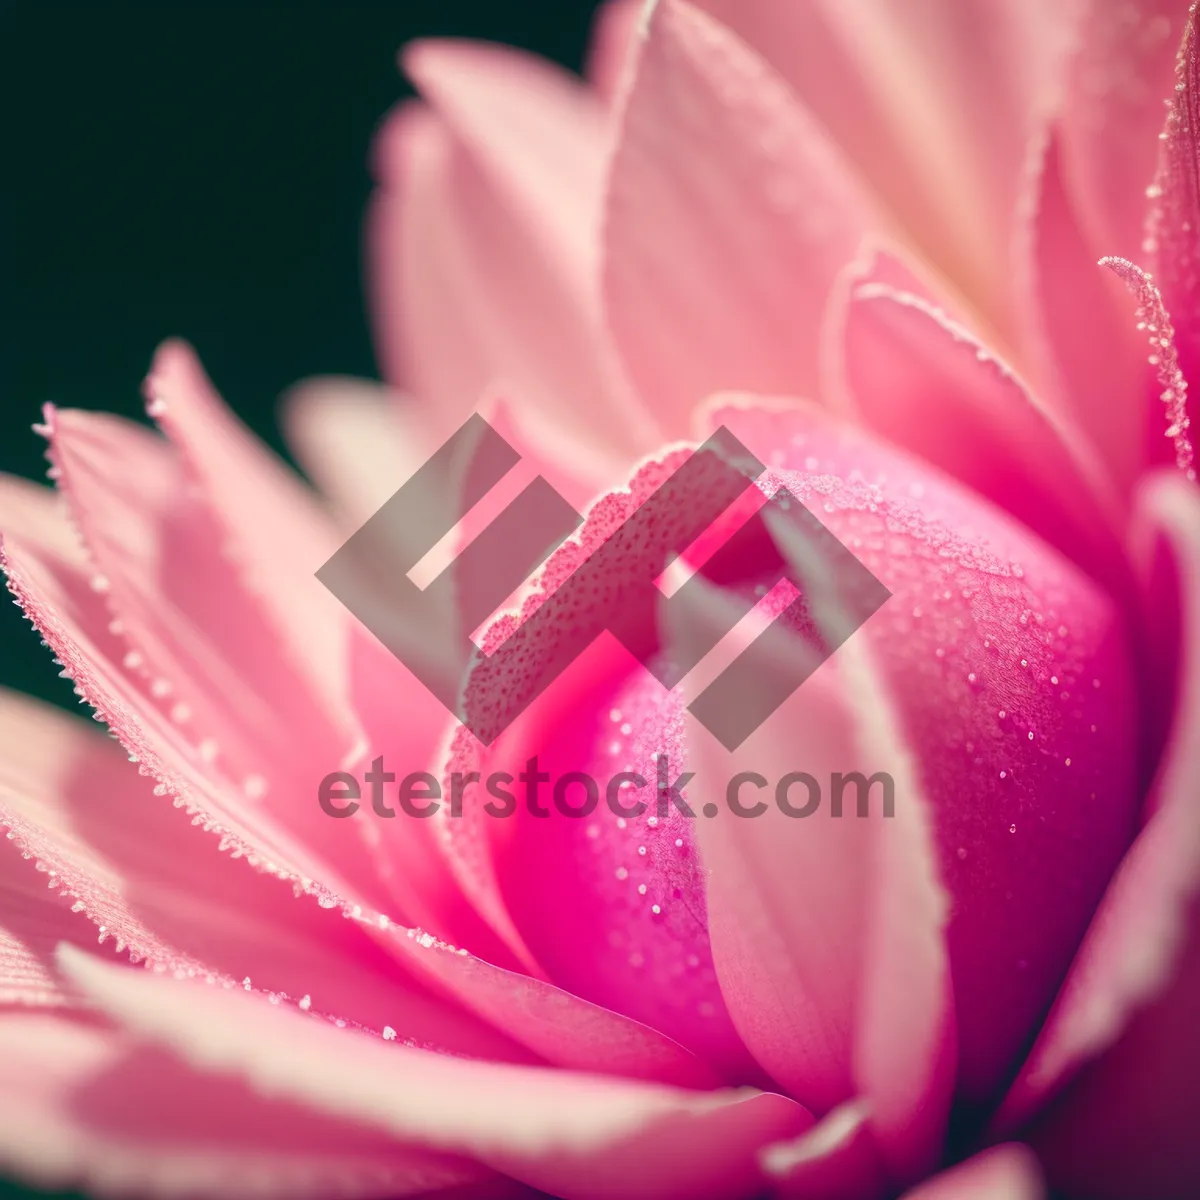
[2,1,1199,1196]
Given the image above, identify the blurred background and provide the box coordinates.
[2,3,601,1197]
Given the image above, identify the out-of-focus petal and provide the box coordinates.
[602,0,872,437]
[586,0,642,106]
[1146,5,1200,412]
[899,1145,1044,1199]
[0,475,80,563]
[700,402,1139,1107]
[63,948,811,1200]
[370,54,653,458]
[0,1013,489,1200]
[1013,472,1200,1200]
[1016,133,1148,491]
[759,1102,888,1200]
[282,377,433,530]
[838,249,1130,593]
[694,0,1068,345]
[1057,0,1185,263]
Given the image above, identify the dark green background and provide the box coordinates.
[1,4,600,1197]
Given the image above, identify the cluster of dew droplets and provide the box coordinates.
[1100,255,1197,482]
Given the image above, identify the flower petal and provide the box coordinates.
[899,1145,1044,1199]
[602,0,872,436]
[42,405,376,894]
[838,250,1130,593]
[681,593,952,1179]
[370,51,653,458]
[0,473,81,563]
[1016,133,1149,491]
[0,1013,488,1199]
[282,376,432,530]
[0,686,530,1063]
[144,340,350,722]
[699,402,1139,1107]
[586,0,642,106]
[694,0,1069,343]
[759,1102,888,1200]
[1145,4,1200,410]
[0,532,716,1087]
[994,471,1200,1131]
[1004,472,1200,1199]
[1057,0,1185,263]
[62,948,811,1200]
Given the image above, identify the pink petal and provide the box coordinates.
[1057,0,1185,263]
[62,948,811,1200]
[1145,5,1200,413]
[694,0,1068,342]
[586,0,642,106]
[437,444,775,1075]
[602,0,872,437]
[759,1102,888,1200]
[0,533,717,1087]
[282,376,433,530]
[0,687,528,1064]
[1008,473,1200,1199]
[1015,133,1149,491]
[369,56,653,458]
[899,1145,1045,1200]
[450,639,763,1082]
[41,406,377,904]
[439,425,950,1173]
[0,1012,490,1199]
[0,474,81,563]
[993,471,1200,1131]
[682,597,952,1179]
[839,250,1131,593]
[401,39,607,277]
[700,402,1139,1107]
[144,340,350,722]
